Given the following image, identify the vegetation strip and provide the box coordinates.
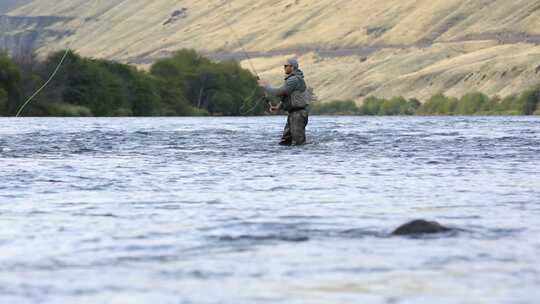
[1,49,539,116]
[1,49,265,116]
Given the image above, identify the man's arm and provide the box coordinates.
[264,76,299,97]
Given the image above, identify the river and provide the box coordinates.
[0,116,539,303]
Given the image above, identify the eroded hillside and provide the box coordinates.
[2,0,540,101]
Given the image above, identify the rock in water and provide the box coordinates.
[392,219,451,236]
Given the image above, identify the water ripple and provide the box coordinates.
[0,116,539,303]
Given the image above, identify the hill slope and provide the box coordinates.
[2,0,540,101]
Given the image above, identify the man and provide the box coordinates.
[258,58,309,146]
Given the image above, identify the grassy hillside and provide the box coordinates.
[6,0,540,102]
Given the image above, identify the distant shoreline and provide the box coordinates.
[1,49,265,117]
[310,92,540,116]
[2,49,538,117]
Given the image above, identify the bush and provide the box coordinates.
[0,88,7,114]
[402,98,421,115]
[379,97,406,115]
[2,49,263,116]
[310,100,358,115]
[45,103,93,116]
[3,47,540,117]
[187,106,209,116]
[516,89,540,115]
[360,96,382,115]
[417,93,453,115]
[455,92,491,115]
[0,51,21,115]
[417,93,496,115]
[151,50,264,116]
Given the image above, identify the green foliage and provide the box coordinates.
[417,93,453,115]
[0,51,21,115]
[355,96,420,115]
[151,50,264,116]
[378,97,406,115]
[310,100,359,115]
[360,96,382,115]
[0,88,7,113]
[454,92,491,115]
[45,103,93,116]
[402,98,421,115]
[516,89,540,115]
[189,107,210,116]
[491,95,515,114]
[315,88,539,116]
[1,48,539,117]
[0,48,263,116]
[415,90,540,116]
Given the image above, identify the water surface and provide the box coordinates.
[0,116,539,303]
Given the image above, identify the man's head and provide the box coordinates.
[284,58,299,75]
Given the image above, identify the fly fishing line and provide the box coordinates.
[15,0,98,117]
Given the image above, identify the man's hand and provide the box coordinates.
[269,105,280,113]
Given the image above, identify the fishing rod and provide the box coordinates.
[215,1,272,115]
[216,2,259,79]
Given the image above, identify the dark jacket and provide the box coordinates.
[264,69,307,112]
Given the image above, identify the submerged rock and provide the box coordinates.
[392,219,452,236]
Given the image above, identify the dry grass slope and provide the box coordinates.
[9,0,540,102]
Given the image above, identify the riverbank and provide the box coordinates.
[0,49,265,117]
[311,91,540,116]
[2,49,539,117]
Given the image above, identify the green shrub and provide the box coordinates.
[358,96,420,115]
[0,88,7,114]
[401,98,421,115]
[45,103,92,116]
[360,96,382,115]
[112,108,134,116]
[500,110,522,116]
[516,89,540,115]
[311,100,358,115]
[3,49,262,117]
[455,92,491,115]
[417,93,452,115]
[0,51,21,115]
[3,47,540,117]
[379,97,407,115]
[151,50,263,116]
[496,95,518,112]
[188,106,210,116]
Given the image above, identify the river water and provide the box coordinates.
[0,116,539,304]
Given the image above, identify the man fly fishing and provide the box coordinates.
[258,58,310,146]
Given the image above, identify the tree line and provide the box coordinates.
[2,48,539,116]
[311,91,540,116]
[0,49,266,116]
